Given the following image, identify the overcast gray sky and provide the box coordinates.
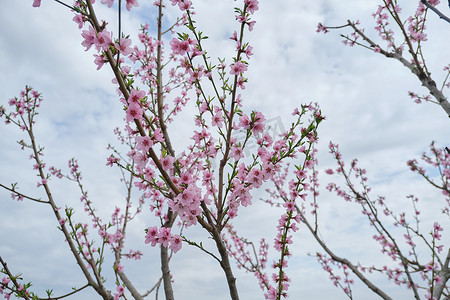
[0,1,449,299]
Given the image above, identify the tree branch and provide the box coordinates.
[294,206,394,300]
[0,256,30,300]
[348,21,450,118]
[421,0,450,23]
[0,183,49,204]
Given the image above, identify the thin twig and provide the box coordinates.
[0,183,48,204]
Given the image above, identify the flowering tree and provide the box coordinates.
[0,1,448,300]
[0,0,322,299]
[317,0,450,117]
[307,1,449,299]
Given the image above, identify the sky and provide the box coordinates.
[0,0,449,299]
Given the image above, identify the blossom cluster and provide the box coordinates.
[144,226,182,253]
[0,277,31,300]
